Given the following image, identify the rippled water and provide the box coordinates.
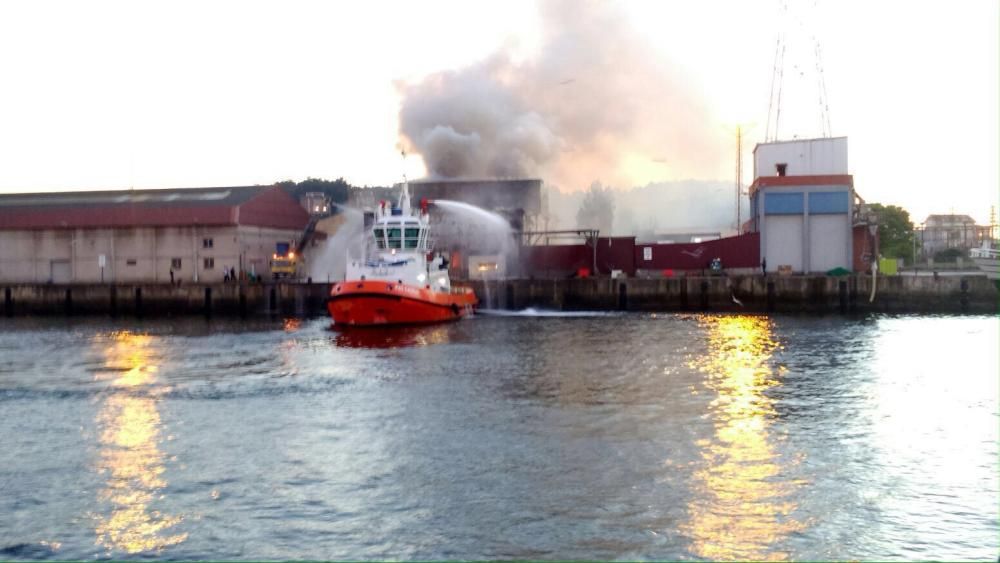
[0,313,996,560]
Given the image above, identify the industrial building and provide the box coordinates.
[0,186,310,283]
[747,137,865,273]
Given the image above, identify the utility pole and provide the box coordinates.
[736,126,742,233]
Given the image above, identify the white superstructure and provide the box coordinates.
[345,183,452,291]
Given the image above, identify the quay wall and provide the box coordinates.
[1,275,997,317]
[469,275,999,314]
[1,283,330,317]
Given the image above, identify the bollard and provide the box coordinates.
[767,281,776,312]
[204,287,213,318]
[839,280,848,314]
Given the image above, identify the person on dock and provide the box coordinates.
[169,268,174,285]
[761,257,767,276]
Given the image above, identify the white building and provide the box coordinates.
[748,137,857,273]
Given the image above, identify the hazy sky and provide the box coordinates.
[0,0,996,224]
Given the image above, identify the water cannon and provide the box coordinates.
[420,198,433,215]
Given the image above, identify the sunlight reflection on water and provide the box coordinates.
[93,332,187,555]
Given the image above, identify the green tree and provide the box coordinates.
[576,181,615,234]
[276,177,352,204]
[870,203,915,260]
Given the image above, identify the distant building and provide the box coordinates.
[918,214,992,258]
[747,136,873,272]
[0,186,310,283]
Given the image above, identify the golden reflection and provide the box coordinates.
[681,315,803,561]
[94,331,187,554]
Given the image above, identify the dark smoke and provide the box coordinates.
[398,0,727,190]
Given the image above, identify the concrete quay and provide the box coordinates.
[469,274,1000,314]
[1,274,996,318]
[1,282,330,318]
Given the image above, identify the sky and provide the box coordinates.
[0,0,996,224]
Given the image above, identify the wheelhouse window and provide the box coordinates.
[386,227,402,249]
[373,228,386,249]
[404,228,420,249]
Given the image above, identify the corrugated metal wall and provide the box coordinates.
[520,233,760,278]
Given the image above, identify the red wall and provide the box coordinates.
[853,225,879,272]
[521,244,592,277]
[635,233,760,271]
[520,233,760,277]
[597,237,636,276]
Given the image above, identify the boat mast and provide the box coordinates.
[399,150,411,215]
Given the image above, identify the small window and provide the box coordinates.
[126,259,137,267]
[776,163,787,176]
[171,258,182,269]
[203,238,214,248]
[204,257,215,269]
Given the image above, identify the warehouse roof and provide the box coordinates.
[0,185,310,230]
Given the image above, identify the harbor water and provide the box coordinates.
[0,313,997,560]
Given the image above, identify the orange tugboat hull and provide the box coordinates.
[328,280,478,326]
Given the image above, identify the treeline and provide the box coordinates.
[275,177,357,205]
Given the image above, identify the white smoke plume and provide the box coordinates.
[398,0,728,190]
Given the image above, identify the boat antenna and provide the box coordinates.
[399,150,411,214]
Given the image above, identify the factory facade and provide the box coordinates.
[0,186,310,284]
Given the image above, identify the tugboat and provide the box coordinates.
[327,182,478,326]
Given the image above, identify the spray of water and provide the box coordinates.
[433,199,515,308]
[307,206,365,282]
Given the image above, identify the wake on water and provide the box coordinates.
[474,308,619,318]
